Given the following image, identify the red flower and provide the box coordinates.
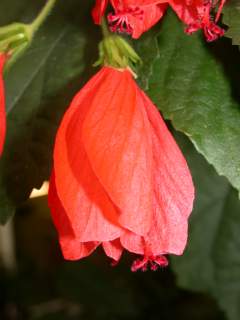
[48,66,194,271]
[92,0,225,41]
[171,0,225,42]
[92,0,109,24]
[0,53,6,156]
[92,0,167,39]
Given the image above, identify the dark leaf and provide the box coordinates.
[136,10,240,196]
[171,133,240,320]
[0,0,99,223]
[136,11,240,320]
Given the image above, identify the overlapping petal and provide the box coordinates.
[52,67,124,243]
[102,239,123,261]
[48,172,100,260]
[140,90,194,256]
[82,68,153,236]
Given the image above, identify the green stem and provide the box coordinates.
[0,33,25,47]
[30,0,57,34]
[101,17,111,38]
[0,23,23,37]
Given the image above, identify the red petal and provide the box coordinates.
[102,238,123,261]
[140,90,194,255]
[48,172,99,260]
[82,67,153,236]
[52,67,123,242]
[131,3,167,39]
[0,54,6,156]
[110,1,167,39]
[60,240,99,261]
[215,0,226,22]
[120,230,144,254]
[169,0,203,26]
[48,172,74,238]
[111,0,166,5]
[92,0,109,24]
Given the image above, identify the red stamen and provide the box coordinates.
[108,6,144,36]
[203,22,224,41]
[215,0,226,22]
[131,255,168,272]
[185,1,224,42]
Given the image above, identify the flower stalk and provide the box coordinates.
[100,16,111,39]
[0,0,57,71]
[94,17,141,71]
[29,0,57,35]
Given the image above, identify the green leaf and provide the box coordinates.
[170,133,230,292]
[223,0,240,47]
[170,132,240,320]
[136,9,240,195]
[135,11,240,320]
[0,0,99,223]
[212,189,240,320]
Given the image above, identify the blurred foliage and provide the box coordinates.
[1,191,225,320]
[171,133,240,320]
[223,0,240,48]
[0,0,99,223]
[0,1,240,320]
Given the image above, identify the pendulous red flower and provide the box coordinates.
[48,66,194,271]
[0,53,6,156]
[92,0,225,41]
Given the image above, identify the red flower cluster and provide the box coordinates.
[92,0,226,41]
[0,53,6,156]
[48,66,194,271]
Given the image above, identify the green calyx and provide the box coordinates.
[94,34,142,71]
[0,0,57,71]
[0,23,32,70]
[95,17,141,71]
